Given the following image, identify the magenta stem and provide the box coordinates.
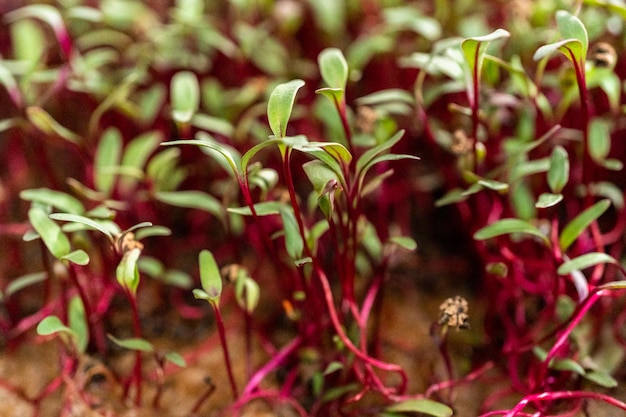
[212,302,239,400]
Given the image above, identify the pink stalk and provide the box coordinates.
[127,291,144,406]
[211,302,239,400]
[502,390,626,417]
[241,335,301,397]
[313,264,408,394]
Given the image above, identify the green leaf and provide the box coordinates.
[388,236,418,251]
[20,188,84,215]
[108,334,154,352]
[119,131,162,191]
[588,118,611,163]
[155,191,223,220]
[601,158,623,171]
[28,207,71,259]
[95,127,122,194]
[116,248,141,295]
[533,39,584,66]
[3,272,47,299]
[122,222,154,236]
[556,10,588,58]
[37,315,73,337]
[435,188,468,207]
[61,250,90,266]
[383,7,442,40]
[356,88,415,107]
[26,106,82,145]
[146,148,187,192]
[164,351,187,367]
[198,250,222,302]
[267,79,305,138]
[583,370,619,388]
[318,47,348,97]
[588,182,624,209]
[191,113,234,137]
[323,361,344,375]
[134,225,171,240]
[6,5,68,57]
[355,130,405,175]
[162,138,241,179]
[552,357,586,375]
[509,157,550,182]
[235,276,260,313]
[10,19,44,68]
[303,160,340,218]
[386,399,453,417]
[241,138,283,175]
[477,178,509,191]
[559,199,610,251]
[311,142,352,167]
[303,160,340,195]
[547,145,569,193]
[473,218,549,245]
[68,296,88,353]
[536,193,563,208]
[461,28,510,77]
[588,68,620,112]
[171,71,200,124]
[49,213,114,241]
[558,252,617,275]
[486,262,508,277]
[295,142,344,182]
[280,207,304,259]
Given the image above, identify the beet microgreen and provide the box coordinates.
[193,249,238,400]
[4,2,626,416]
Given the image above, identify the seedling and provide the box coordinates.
[2,2,626,417]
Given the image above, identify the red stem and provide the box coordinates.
[501,390,626,417]
[212,302,239,400]
[127,291,144,406]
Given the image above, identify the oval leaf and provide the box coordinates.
[165,351,187,367]
[61,249,90,266]
[584,370,619,388]
[388,236,418,251]
[37,315,72,336]
[386,399,453,417]
[588,118,611,163]
[556,10,588,58]
[49,213,114,240]
[4,272,47,298]
[473,218,548,245]
[558,252,617,275]
[559,199,610,251]
[547,145,569,193]
[280,206,304,259]
[95,127,122,194]
[171,71,200,123]
[108,334,154,352]
[155,191,223,219]
[267,79,305,138]
[533,39,584,65]
[318,47,348,91]
[28,207,71,259]
[116,247,141,295]
[536,193,563,208]
[68,296,88,353]
[26,106,82,144]
[20,188,84,215]
[461,28,510,75]
[199,250,222,302]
